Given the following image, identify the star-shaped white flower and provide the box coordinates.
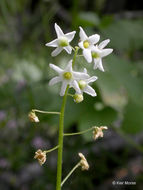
[75,68,98,97]
[49,60,89,96]
[46,23,76,56]
[78,27,100,63]
[91,39,113,72]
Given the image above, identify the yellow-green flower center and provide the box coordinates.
[78,80,87,90]
[59,37,69,47]
[63,72,72,80]
[92,52,100,58]
[83,40,90,48]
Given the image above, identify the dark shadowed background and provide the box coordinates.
[0,0,143,190]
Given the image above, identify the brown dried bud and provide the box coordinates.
[34,149,46,166]
[78,153,89,171]
[93,126,108,140]
[28,111,39,122]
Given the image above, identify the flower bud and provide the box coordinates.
[73,94,84,103]
[28,111,39,122]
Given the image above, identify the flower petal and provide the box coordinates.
[98,59,104,72]
[63,46,72,54]
[49,64,63,74]
[79,27,88,41]
[51,47,63,57]
[83,49,92,63]
[84,85,97,96]
[55,23,64,38]
[65,60,73,72]
[88,34,100,45]
[83,68,87,74]
[98,39,110,49]
[60,81,67,96]
[78,41,84,49]
[49,76,61,86]
[65,31,76,42]
[86,76,98,84]
[71,80,81,93]
[93,58,100,70]
[100,48,113,57]
[93,58,104,72]
[45,39,58,47]
[73,71,89,80]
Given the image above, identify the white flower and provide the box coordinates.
[45,23,76,56]
[78,27,100,63]
[91,39,113,72]
[75,68,98,97]
[49,60,89,96]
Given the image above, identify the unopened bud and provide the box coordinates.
[73,94,83,103]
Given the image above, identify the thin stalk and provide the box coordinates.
[45,145,59,154]
[72,46,79,68]
[32,109,60,115]
[64,127,93,136]
[56,47,78,190]
[56,86,69,190]
[61,163,80,187]
[67,93,74,97]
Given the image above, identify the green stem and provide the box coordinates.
[56,86,69,190]
[64,127,93,136]
[32,109,60,115]
[56,47,78,190]
[45,145,59,154]
[72,46,79,68]
[61,163,80,187]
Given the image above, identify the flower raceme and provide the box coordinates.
[47,24,113,99]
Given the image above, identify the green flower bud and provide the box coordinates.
[73,94,84,103]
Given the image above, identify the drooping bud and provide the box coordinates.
[73,94,84,103]
[28,111,39,122]
[78,153,89,171]
[34,149,46,166]
[92,126,108,140]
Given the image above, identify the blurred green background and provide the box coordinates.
[0,0,143,189]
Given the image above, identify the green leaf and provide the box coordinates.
[122,101,143,134]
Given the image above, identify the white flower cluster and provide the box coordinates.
[46,23,113,101]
